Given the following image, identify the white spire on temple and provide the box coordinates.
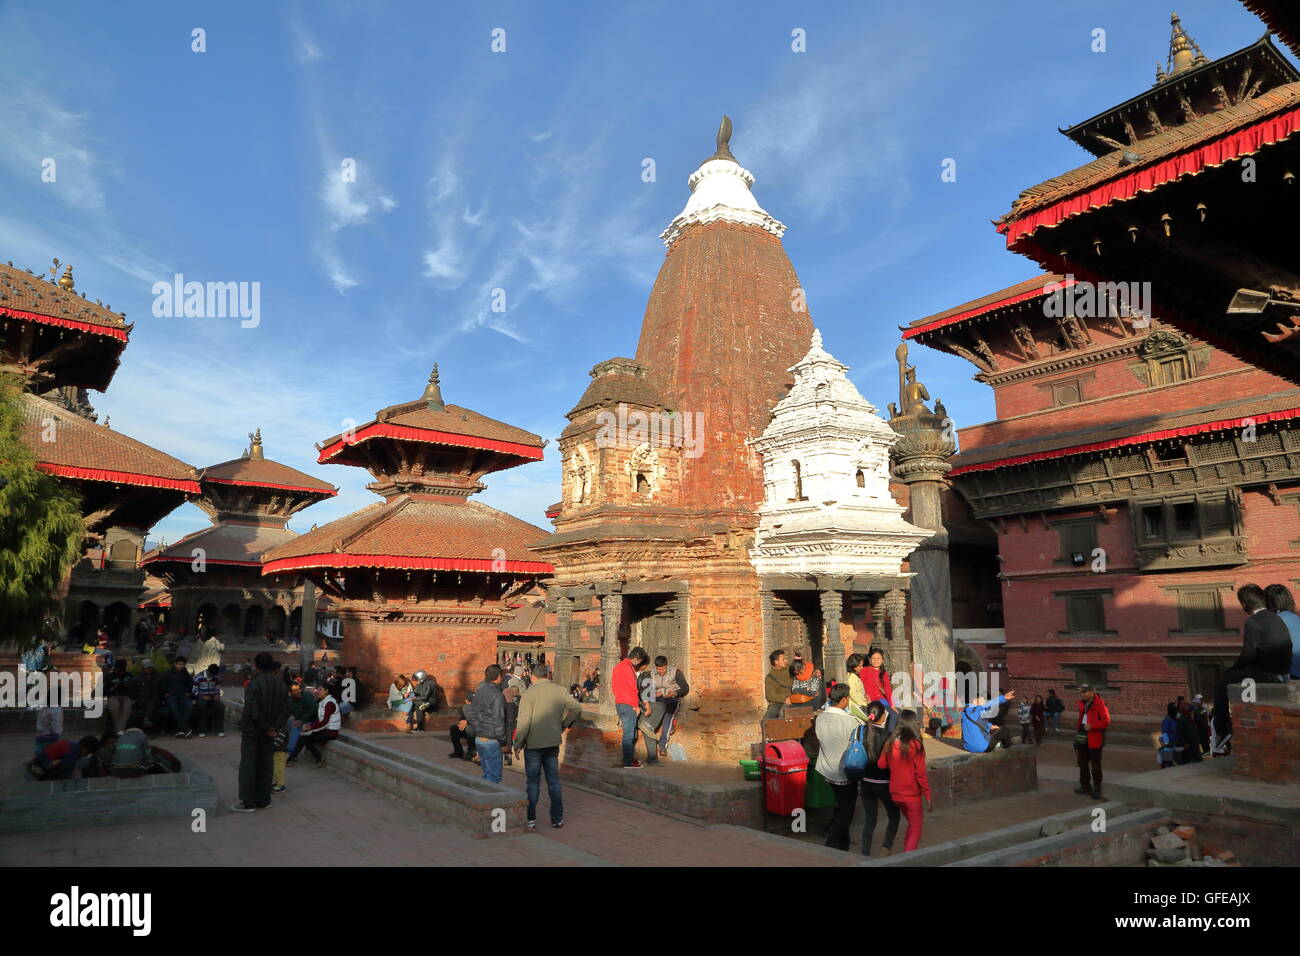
[660,117,786,246]
[749,328,928,577]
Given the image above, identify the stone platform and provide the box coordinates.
[556,722,1038,826]
[1108,756,1300,866]
[0,758,218,834]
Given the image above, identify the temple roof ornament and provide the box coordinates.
[1163,11,1209,81]
[660,116,786,246]
[247,428,264,460]
[423,362,445,409]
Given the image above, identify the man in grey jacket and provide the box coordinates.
[466,664,507,783]
[513,662,580,828]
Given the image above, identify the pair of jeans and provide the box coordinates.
[290,730,334,763]
[763,702,784,721]
[287,719,302,756]
[616,704,639,765]
[1075,744,1103,789]
[195,699,224,734]
[476,738,504,783]
[858,780,899,855]
[238,733,274,807]
[895,796,925,852]
[524,746,563,824]
[825,781,858,851]
[1045,712,1060,733]
[165,694,193,733]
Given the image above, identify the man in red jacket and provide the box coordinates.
[1074,684,1111,799]
[612,647,651,768]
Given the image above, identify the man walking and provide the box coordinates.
[513,663,580,829]
[1074,684,1111,799]
[612,647,651,768]
[1044,689,1065,735]
[815,683,859,851]
[466,664,507,783]
[1212,584,1292,754]
[644,655,688,759]
[233,652,290,813]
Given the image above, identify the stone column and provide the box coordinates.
[597,592,623,728]
[553,595,575,687]
[300,580,317,672]
[890,423,956,677]
[820,589,846,683]
[883,588,913,683]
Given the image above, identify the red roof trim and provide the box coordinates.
[261,553,555,576]
[904,279,1078,339]
[37,463,200,493]
[949,406,1300,476]
[318,423,544,465]
[1000,105,1300,245]
[202,476,337,496]
[0,305,129,342]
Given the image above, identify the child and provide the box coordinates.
[877,710,932,853]
[1018,698,1033,744]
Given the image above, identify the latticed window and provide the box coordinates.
[1177,589,1224,633]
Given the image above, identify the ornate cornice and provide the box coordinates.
[980,339,1144,386]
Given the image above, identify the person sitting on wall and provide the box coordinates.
[764,649,793,721]
[388,674,414,715]
[1211,584,1292,754]
[406,670,440,732]
[193,664,225,737]
[163,656,196,738]
[960,690,1017,754]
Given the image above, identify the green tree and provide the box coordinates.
[0,374,84,648]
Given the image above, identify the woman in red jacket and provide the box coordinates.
[861,648,897,732]
[878,710,932,852]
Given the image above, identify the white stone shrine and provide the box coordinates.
[750,329,928,576]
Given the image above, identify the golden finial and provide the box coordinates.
[1166,12,1206,77]
[423,362,445,409]
[248,428,264,459]
[710,115,735,162]
[59,264,74,291]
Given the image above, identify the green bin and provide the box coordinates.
[805,767,835,809]
[739,759,761,781]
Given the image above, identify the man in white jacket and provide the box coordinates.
[815,683,860,851]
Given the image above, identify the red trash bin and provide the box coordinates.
[764,740,808,815]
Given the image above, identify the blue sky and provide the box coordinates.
[1,0,1286,545]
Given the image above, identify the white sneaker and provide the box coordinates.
[198,733,206,738]
[217,732,226,737]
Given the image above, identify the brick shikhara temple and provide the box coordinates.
[906,14,1300,718]
[261,366,552,705]
[2,259,200,642]
[140,430,337,640]
[535,120,939,760]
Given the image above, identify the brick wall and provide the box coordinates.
[334,611,500,708]
[1230,684,1300,785]
[991,485,1300,719]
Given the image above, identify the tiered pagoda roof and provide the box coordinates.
[1241,1,1300,57]
[0,259,129,392]
[142,431,336,572]
[994,15,1300,375]
[263,365,552,579]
